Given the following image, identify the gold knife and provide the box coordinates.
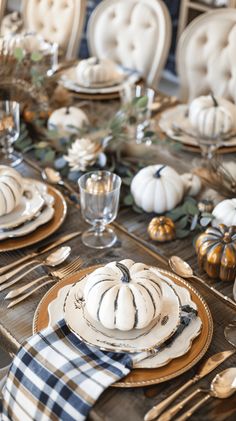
[144,350,235,421]
[0,231,81,276]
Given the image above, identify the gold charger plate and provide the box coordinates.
[33,265,213,388]
[0,186,67,252]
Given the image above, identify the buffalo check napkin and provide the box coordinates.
[1,307,197,421]
[1,319,132,421]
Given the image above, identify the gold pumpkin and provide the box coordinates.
[86,174,111,194]
[148,216,176,242]
[195,224,236,282]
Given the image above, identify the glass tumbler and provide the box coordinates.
[78,171,122,249]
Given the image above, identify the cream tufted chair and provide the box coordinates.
[22,0,86,59]
[177,9,236,103]
[87,0,171,88]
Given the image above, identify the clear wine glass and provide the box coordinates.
[0,101,21,167]
[120,83,155,145]
[196,133,223,168]
[78,171,121,249]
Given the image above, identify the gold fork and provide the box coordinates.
[5,257,83,308]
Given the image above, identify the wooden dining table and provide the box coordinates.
[0,93,236,421]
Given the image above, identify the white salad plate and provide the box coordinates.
[0,180,55,240]
[0,179,45,230]
[64,275,181,353]
[159,104,236,147]
[61,66,140,95]
[48,270,201,368]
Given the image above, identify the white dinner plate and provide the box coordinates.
[48,269,201,367]
[60,66,140,95]
[64,275,181,353]
[159,104,236,147]
[0,180,45,230]
[0,180,55,240]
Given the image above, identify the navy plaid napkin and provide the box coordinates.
[1,319,132,421]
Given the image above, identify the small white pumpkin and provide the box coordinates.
[189,94,236,138]
[181,173,202,196]
[212,198,236,226]
[131,164,185,213]
[0,166,23,216]
[84,259,163,331]
[48,106,88,136]
[76,57,119,87]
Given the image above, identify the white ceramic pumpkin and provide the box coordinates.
[212,198,236,226]
[189,95,236,138]
[0,166,23,216]
[76,57,119,87]
[84,259,163,331]
[131,164,185,213]
[181,173,202,196]
[48,106,88,136]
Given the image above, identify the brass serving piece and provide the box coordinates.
[195,224,236,281]
[148,216,176,242]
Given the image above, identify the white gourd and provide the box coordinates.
[48,106,88,135]
[189,95,236,138]
[212,198,236,226]
[131,164,185,213]
[76,57,119,87]
[0,166,23,216]
[84,259,163,331]
[181,173,202,196]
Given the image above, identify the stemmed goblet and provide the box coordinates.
[78,171,121,249]
[0,100,21,167]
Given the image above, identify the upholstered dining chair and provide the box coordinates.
[21,0,86,60]
[0,0,6,24]
[87,0,172,88]
[177,8,236,103]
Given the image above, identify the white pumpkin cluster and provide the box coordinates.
[0,166,23,216]
[84,259,163,331]
[48,106,88,136]
[189,95,236,138]
[76,57,120,87]
[212,198,236,226]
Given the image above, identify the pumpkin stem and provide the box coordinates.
[116,262,131,283]
[154,165,166,178]
[65,106,70,114]
[210,92,218,107]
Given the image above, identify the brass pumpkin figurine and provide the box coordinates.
[148,216,176,242]
[195,224,236,281]
[86,174,111,194]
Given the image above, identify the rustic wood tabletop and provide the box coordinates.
[0,95,235,421]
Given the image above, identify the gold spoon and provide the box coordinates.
[42,167,79,199]
[168,256,236,310]
[174,367,236,421]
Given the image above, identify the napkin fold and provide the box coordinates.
[1,319,132,421]
[1,306,198,421]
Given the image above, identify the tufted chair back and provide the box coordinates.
[22,0,86,59]
[177,9,236,103]
[0,0,6,24]
[87,0,171,88]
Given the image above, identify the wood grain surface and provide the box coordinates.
[0,95,236,420]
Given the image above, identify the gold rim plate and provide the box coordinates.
[33,265,213,388]
[0,186,67,252]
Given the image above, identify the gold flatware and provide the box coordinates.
[0,231,81,276]
[174,367,236,421]
[4,256,83,297]
[7,256,83,308]
[169,256,236,310]
[144,350,235,421]
[156,366,236,421]
[0,247,71,291]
